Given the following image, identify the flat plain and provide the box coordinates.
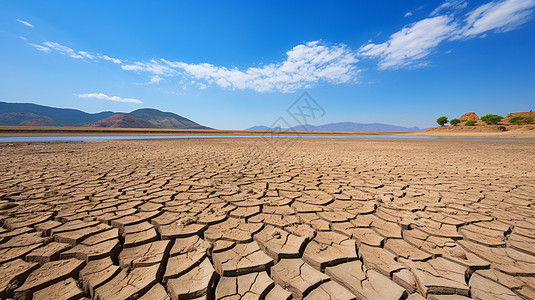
[1,138,534,299]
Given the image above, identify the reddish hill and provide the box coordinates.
[459,112,479,121]
[505,111,535,120]
[0,112,56,126]
[90,114,155,128]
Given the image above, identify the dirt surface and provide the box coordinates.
[1,138,535,299]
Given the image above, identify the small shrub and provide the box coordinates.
[524,116,535,124]
[498,126,507,131]
[481,114,504,125]
[509,116,524,125]
[450,118,461,126]
[528,126,535,130]
[436,116,448,126]
[465,120,476,126]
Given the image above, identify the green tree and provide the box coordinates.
[436,116,448,126]
[481,114,504,125]
[465,120,476,126]
[450,118,461,126]
[509,116,524,125]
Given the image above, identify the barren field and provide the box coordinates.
[1,138,535,300]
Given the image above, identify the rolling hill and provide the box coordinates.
[0,101,115,126]
[0,101,210,129]
[90,114,155,128]
[128,108,208,129]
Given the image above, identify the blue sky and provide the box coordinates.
[1,0,534,129]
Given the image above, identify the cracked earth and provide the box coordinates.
[1,138,534,299]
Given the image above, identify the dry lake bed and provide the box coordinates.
[1,138,534,299]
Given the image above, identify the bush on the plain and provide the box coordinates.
[465,120,476,126]
[481,114,504,125]
[509,116,524,125]
[436,116,448,126]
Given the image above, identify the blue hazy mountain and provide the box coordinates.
[246,122,422,132]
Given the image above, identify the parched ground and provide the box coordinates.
[1,138,534,300]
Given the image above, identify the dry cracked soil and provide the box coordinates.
[1,138,534,300]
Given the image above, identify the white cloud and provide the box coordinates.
[77,93,142,104]
[43,42,83,59]
[458,0,535,37]
[30,41,123,64]
[29,43,50,53]
[17,19,34,28]
[121,59,179,76]
[431,0,468,16]
[78,51,95,59]
[148,75,163,84]
[358,16,458,69]
[100,55,122,64]
[136,75,164,85]
[156,41,359,92]
[404,12,413,17]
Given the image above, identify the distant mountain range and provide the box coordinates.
[0,101,210,129]
[246,122,423,132]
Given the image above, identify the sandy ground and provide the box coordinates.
[1,138,535,299]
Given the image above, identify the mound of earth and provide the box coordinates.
[505,111,535,120]
[90,114,155,128]
[459,112,479,121]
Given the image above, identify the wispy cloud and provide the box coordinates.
[459,0,535,37]
[77,93,142,104]
[29,43,50,53]
[136,75,164,85]
[359,0,535,69]
[17,19,34,28]
[78,51,94,59]
[404,12,413,17]
[121,59,178,76]
[359,16,458,69]
[147,75,163,84]
[99,55,122,64]
[43,42,83,59]
[31,41,123,64]
[430,0,468,16]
